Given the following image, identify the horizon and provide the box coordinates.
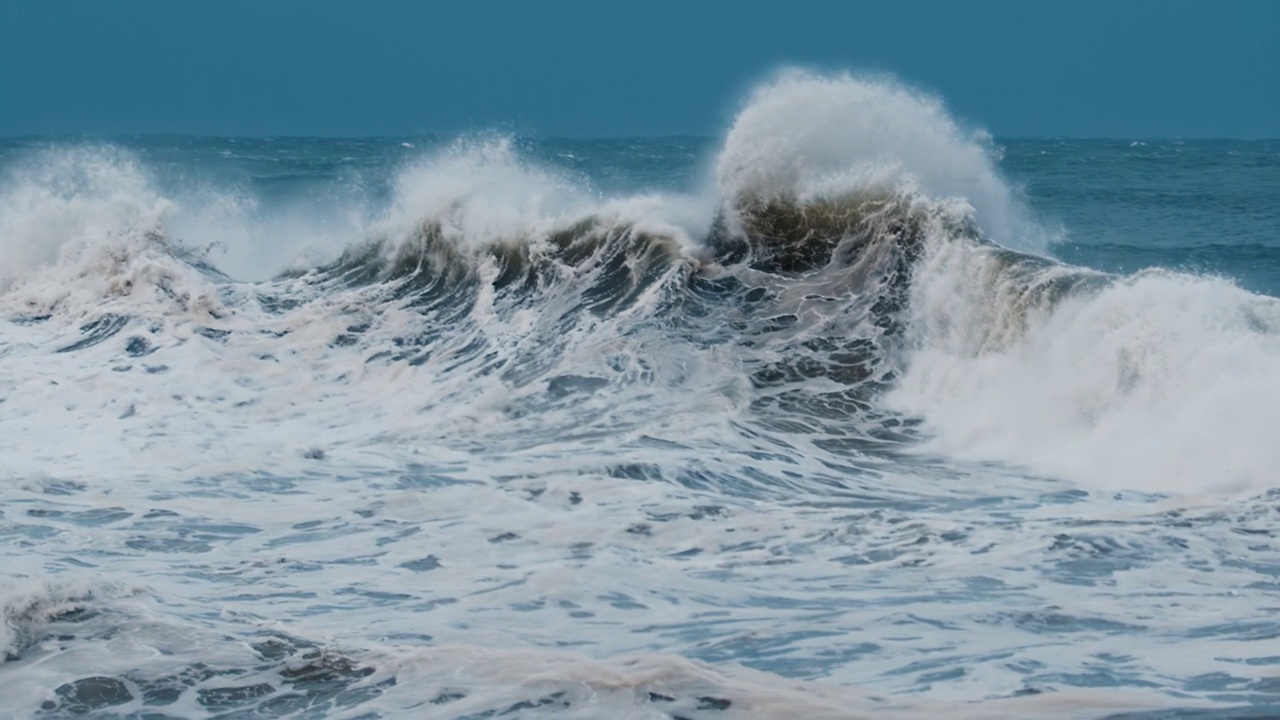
[2,132,1277,142]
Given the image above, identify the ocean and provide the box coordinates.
[1,72,1278,719]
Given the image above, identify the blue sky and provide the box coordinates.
[1,0,1276,138]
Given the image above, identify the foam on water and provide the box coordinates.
[0,147,172,292]
[716,70,1043,249]
[892,246,1280,493]
[1,71,1278,718]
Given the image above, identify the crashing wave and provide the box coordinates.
[1,72,1277,496]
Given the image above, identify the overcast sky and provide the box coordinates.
[1,0,1276,138]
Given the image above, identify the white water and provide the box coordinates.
[716,70,1044,249]
[892,240,1280,494]
[0,72,1277,718]
[0,147,171,292]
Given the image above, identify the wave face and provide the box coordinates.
[1,73,1279,718]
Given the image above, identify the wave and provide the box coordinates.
[891,256,1280,494]
[3,583,1191,719]
[0,146,172,292]
[715,69,1059,251]
[1,72,1277,496]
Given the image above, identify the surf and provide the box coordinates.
[1,69,1278,718]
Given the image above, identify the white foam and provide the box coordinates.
[164,182,370,283]
[716,69,1043,249]
[891,241,1280,494]
[0,75,1276,716]
[0,147,171,291]
[363,643,1179,719]
[374,136,712,257]
[0,578,128,664]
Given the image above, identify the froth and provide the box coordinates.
[892,248,1280,494]
[376,136,710,255]
[0,147,171,291]
[0,578,105,662]
[716,70,1041,249]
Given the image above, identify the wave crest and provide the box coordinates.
[716,69,1041,249]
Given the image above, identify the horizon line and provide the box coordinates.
[1,132,1276,143]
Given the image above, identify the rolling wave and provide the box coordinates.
[2,74,1277,497]
[2,70,1279,719]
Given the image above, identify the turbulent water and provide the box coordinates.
[1,72,1278,719]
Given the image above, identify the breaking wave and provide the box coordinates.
[1,68,1277,718]
[3,71,1273,495]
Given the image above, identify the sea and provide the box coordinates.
[1,72,1278,719]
